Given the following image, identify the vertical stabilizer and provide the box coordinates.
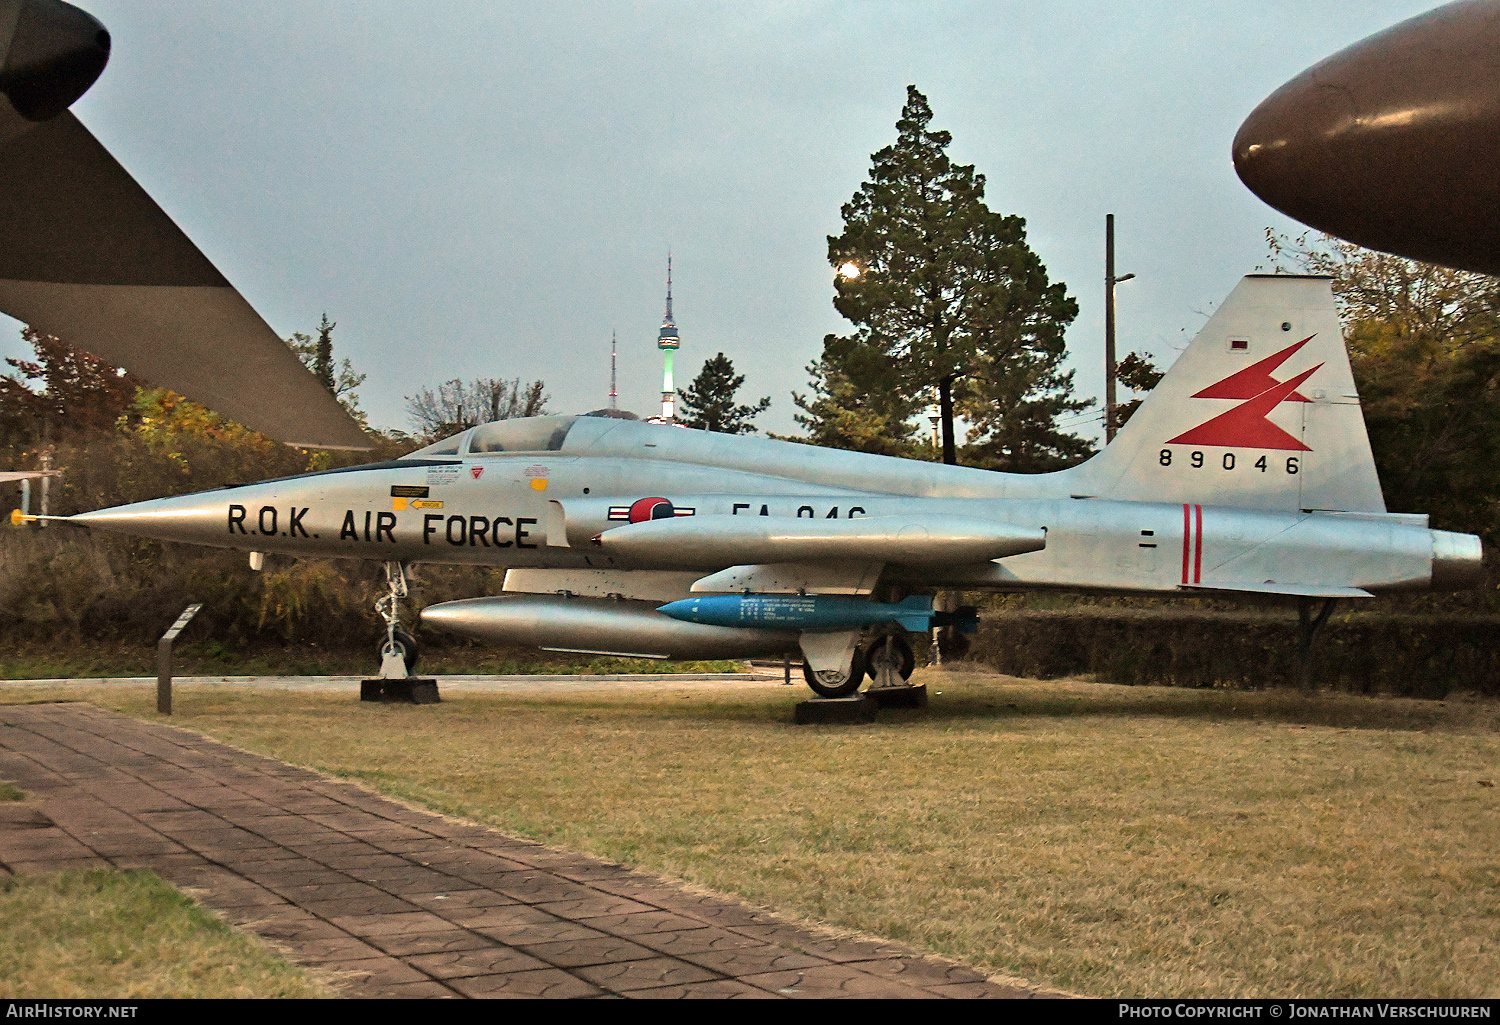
[1076,275,1384,513]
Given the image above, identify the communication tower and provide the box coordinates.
[609,330,618,410]
[658,255,680,422]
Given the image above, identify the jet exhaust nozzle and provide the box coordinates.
[1430,529,1484,590]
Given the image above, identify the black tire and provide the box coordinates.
[802,646,866,698]
[379,628,420,675]
[866,634,916,683]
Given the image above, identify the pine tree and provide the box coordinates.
[785,350,925,456]
[312,313,335,393]
[678,353,770,434]
[811,85,1087,467]
[286,314,367,425]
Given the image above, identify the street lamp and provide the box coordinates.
[1104,214,1136,444]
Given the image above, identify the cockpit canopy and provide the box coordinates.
[402,416,578,458]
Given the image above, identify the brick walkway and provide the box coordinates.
[0,702,1060,998]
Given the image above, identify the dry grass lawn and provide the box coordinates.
[0,869,329,998]
[3,671,1497,997]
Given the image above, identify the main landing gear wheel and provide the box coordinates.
[803,646,867,698]
[866,634,916,687]
[379,628,420,676]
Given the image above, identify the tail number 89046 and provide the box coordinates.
[1159,449,1299,474]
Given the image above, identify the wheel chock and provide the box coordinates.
[867,685,928,709]
[793,693,877,724]
[360,679,441,704]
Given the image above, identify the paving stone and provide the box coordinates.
[342,865,468,892]
[233,911,352,942]
[276,934,388,964]
[301,894,426,918]
[445,968,606,999]
[406,888,519,911]
[0,827,99,862]
[847,956,995,985]
[672,945,830,976]
[632,929,771,958]
[406,946,553,979]
[3,856,109,874]
[624,979,781,999]
[532,894,658,919]
[740,964,940,998]
[268,880,394,902]
[359,979,463,998]
[471,919,608,947]
[307,954,435,989]
[573,910,715,937]
[572,955,723,993]
[328,910,458,938]
[516,935,659,969]
[364,928,498,958]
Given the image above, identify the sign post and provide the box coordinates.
[157,603,203,715]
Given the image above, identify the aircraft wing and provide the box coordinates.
[0,106,371,449]
[1180,582,1374,599]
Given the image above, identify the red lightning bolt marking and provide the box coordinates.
[1191,337,1315,402]
[1167,363,1322,451]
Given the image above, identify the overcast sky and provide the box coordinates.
[2,1,1438,441]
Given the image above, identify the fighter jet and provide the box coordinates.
[2,1,1484,698]
[50,274,1484,696]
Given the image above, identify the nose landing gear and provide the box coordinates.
[374,561,414,679]
[364,561,439,704]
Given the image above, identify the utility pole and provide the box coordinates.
[1104,214,1135,443]
[38,415,51,527]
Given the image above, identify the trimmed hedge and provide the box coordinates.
[963,609,1500,697]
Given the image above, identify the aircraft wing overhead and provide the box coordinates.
[0,110,372,450]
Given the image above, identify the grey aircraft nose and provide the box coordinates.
[1233,0,1500,276]
[1,0,111,122]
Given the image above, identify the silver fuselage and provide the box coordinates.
[71,416,1478,598]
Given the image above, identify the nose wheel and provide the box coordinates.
[374,561,417,679]
[379,628,420,676]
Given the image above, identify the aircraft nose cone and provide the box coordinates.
[1233,0,1500,276]
[0,0,111,122]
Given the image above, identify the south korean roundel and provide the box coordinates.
[628,497,675,522]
